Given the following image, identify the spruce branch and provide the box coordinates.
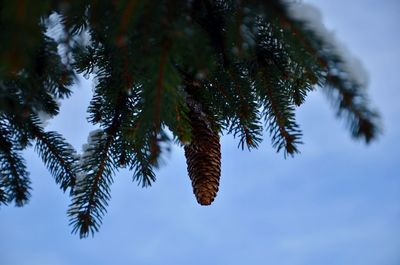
[253,42,302,156]
[0,0,382,237]
[260,80,302,157]
[129,140,157,188]
[0,184,8,205]
[119,114,158,188]
[3,113,79,195]
[33,33,74,98]
[191,0,231,67]
[118,98,158,188]
[68,126,118,238]
[255,1,380,142]
[253,21,303,156]
[150,40,173,161]
[325,74,381,143]
[253,17,318,105]
[0,126,31,207]
[68,47,130,236]
[31,123,79,193]
[287,64,316,107]
[119,92,158,187]
[272,1,380,142]
[255,1,328,71]
[224,67,263,150]
[67,50,132,234]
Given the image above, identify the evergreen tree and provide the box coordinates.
[0,0,380,238]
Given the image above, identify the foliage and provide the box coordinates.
[0,0,380,237]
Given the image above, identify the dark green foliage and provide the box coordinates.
[0,0,380,237]
[0,1,76,205]
[0,119,31,206]
[325,65,380,143]
[34,126,80,193]
[68,129,117,237]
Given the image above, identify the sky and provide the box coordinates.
[1,1,399,265]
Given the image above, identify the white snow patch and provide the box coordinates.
[78,30,92,47]
[81,143,92,157]
[80,129,104,158]
[72,152,81,161]
[287,2,369,87]
[44,13,65,41]
[37,111,53,128]
[88,129,106,141]
[74,129,104,184]
[76,171,87,182]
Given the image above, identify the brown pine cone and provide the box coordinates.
[184,97,221,205]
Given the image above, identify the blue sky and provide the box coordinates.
[1,1,399,264]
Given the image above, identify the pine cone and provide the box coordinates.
[184,97,221,205]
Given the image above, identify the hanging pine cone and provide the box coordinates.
[184,96,221,205]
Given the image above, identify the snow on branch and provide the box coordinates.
[287,2,369,87]
[37,111,52,128]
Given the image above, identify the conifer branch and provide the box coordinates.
[191,0,230,67]
[0,127,31,206]
[130,142,157,188]
[225,68,263,150]
[119,94,158,187]
[0,185,7,205]
[150,40,173,161]
[254,1,380,142]
[256,1,328,70]
[253,20,303,156]
[262,80,302,157]
[121,120,157,188]
[0,0,382,237]
[31,124,79,193]
[325,75,380,143]
[68,117,120,238]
